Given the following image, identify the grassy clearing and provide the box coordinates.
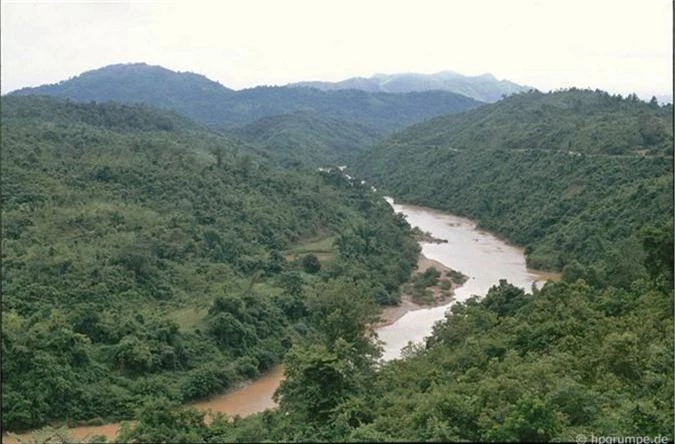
[285,235,336,262]
[168,306,208,331]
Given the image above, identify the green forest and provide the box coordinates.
[355,89,673,271]
[231,111,382,167]
[1,84,673,444]
[1,96,419,432]
[103,89,672,443]
[109,229,674,441]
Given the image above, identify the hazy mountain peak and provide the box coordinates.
[435,70,462,78]
[288,70,530,102]
[476,72,497,81]
[29,62,232,91]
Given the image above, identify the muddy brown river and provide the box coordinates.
[378,198,559,360]
[3,199,558,443]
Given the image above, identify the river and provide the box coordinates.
[3,199,558,443]
[378,198,558,360]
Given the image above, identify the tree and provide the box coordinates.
[305,278,380,361]
[274,341,356,424]
[266,249,287,275]
[207,312,257,355]
[485,395,562,442]
[115,335,153,375]
[481,279,529,317]
[116,398,209,443]
[273,278,383,431]
[302,253,321,274]
[640,222,674,288]
[561,259,586,283]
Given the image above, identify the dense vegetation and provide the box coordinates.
[231,111,383,167]
[366,88,672,156]
[103,222,674,443]
[354,89,673,270]
[3,86,672,444]
[290,71,530,103]
[10,63,483,132]
[1,96,420,432]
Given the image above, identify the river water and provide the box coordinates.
[378,198,558,360]
[4,199,558,443]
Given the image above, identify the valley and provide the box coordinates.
[1,66,672,443]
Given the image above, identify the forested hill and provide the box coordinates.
[231,111,383,167]
[1,94,202,132]
[9,64,235,124]
[378,88,673,156]
[9,63,483,131]
[354,89,673,271]
[1,96,420,432]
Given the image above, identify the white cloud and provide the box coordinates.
[1,0,671,99]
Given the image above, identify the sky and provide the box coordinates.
[1,0,672,100]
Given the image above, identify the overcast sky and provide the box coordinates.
[1,0,672,99]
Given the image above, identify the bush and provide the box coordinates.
[302,254,321,274]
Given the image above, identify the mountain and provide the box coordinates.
[231,111,384,167]
[289,70,531,102]
[1,95,419,431]
[9,63,236,124]
[354,89,673,271]
[9,63,484,132]
[225,87,482,132]
[655,93,673,105]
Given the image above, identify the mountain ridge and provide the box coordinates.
[288,70,531,102]
[9,63,484,132]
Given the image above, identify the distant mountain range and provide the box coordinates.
[654,93,673,105]
[9,63,483,132]
[288,71,532,103]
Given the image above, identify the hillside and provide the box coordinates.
[1,96,420,432]
[107,90,674,443]
[231,111,383,167]
[289,71,531,102]
[379,88,673,156]
[227,86,482,132]
[354,89,673,271]
[9,63,484,132]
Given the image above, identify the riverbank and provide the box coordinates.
[191,365,283,423]
[2,423,123,444]
[375,254,461,328]
[2,365,286,444]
